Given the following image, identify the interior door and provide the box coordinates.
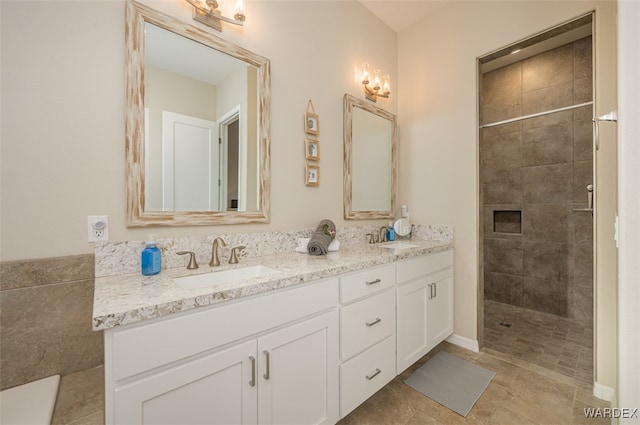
[162,111,219,211]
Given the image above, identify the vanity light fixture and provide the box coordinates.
[361,62,390,102]
[184,0,246,31]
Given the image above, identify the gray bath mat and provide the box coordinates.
[404,351,495,417]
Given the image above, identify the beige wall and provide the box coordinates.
[0,0,397,261]
[397,0,617,390]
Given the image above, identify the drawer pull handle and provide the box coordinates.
[263,350,270,380]
[249,355,256,387]
[366,278,381,286]
[433,282,437,298]
[366,368,381,380]
[366,317,382,327]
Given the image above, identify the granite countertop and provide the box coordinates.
[92,239,453,331]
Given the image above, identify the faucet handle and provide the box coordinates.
[229,246,246,264]
[177,251,199,270]
[366,233,375,244]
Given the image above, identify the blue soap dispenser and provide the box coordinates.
[387,221,395,241]
[141,234,161,276]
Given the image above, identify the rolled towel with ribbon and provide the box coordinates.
[307,219,336,255]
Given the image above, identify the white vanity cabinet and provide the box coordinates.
[396,250,454,374]
[105,278,339,425]
[338,264,397,418]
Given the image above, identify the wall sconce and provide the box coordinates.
[184,0,246,31]
[361,62,390,102]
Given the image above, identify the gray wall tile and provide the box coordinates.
[483,168,523,204]
[522,204,572,243]
[523,277,568,316]
[523,119,573,166]
[523,163,573,203]
[523,241,572,283]
[574,244,593,287]
[522,44,573,93]
[522,81,573,116]
[485,238,523,275]
[485,271,524,306]
[0,255,102,390]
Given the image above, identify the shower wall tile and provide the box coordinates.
[573,160,593,202]
[522,44,573,93]
[481,37,592,320]
[522,120,573,166]
[484,238,523,275]
[522,163,573,203]
[568,285,593,324]
[523,277,568,316]
[485,271,524,306]
[481,131,522,171]
[522,204,572,243]
[574,77,593,104]
[522,81,573,116]
[573,209,594,245]
[573,37,593,79]
[482,121,522,137]
[482,96,523,126]
[522,109,573,130]
[482,62,522,104]
[523,241,572,283]
[483,168,522,204]
[573,109,593,162]
[574,244,593,287]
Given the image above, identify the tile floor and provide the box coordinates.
[52,300,607,425]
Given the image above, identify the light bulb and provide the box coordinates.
[361,63,370,85]
[372,69,381,91]
[382,75,390,95]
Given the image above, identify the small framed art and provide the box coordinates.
[305,164,320,186]
[305,112,319,135]
[305,139,320,161]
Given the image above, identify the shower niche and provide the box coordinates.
[493,210,522,234]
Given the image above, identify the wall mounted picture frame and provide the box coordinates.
[305,164,320,186]
[305,139,320,161]
[305,112,319,135]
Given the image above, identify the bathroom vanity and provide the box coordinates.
[94,240,453,424]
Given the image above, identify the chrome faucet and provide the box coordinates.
[209,237,227,267]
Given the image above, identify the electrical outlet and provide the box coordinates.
[88,216,109,242]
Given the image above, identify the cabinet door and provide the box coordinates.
[257,310,338,425]
[396,277,429,374]
[427,268,453,350]
[114,340,257,425]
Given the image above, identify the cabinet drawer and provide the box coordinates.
[397,250,453,284]
[340,264,395,303]
[340,289,395,361]
[108,278,338,381]
[340,335,395,418]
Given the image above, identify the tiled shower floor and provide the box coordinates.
[483,299,593,384]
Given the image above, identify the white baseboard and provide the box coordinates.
[593,382,616,402]
[446,334,479,352]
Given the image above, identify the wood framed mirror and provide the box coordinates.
[343,94,397,220]
[125,0,270,227]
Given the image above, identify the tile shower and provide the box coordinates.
[480,36,594,324]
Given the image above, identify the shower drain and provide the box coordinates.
[498,321,513,327]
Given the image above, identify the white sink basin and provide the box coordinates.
[379,242,419,250]
[173,265,281,290]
